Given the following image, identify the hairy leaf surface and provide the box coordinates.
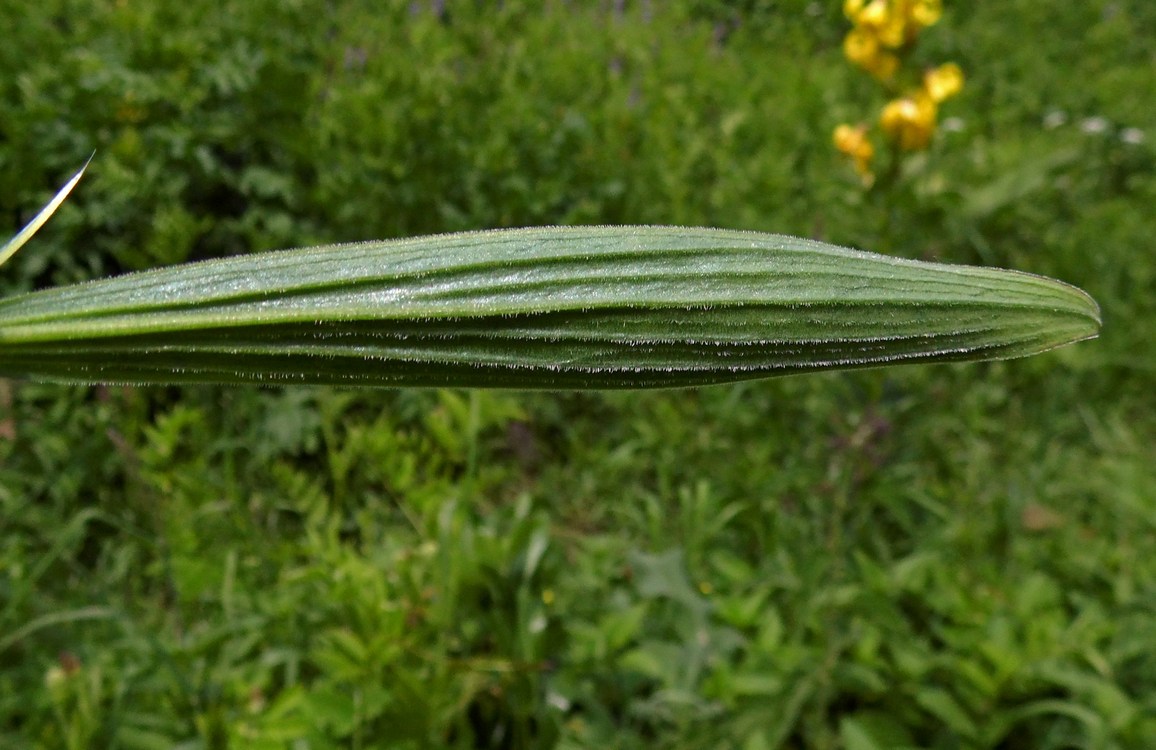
[0,226,1100,388]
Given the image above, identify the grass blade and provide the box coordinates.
[0,155,92,270]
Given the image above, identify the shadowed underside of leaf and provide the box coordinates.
[0,226,1100,388]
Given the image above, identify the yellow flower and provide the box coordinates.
[923,62,964,102]
[851,0,908,48]
[848,0,942,48]
[834,123,876,180]
[843,27,880,67]
[880,93,938,150]
[911,0,943,27]
[843,29,900,81]
[857,0,890,29]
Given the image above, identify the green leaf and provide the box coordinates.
[0,226,1099,388]
[915,687,977,737]
[840,712,917,750]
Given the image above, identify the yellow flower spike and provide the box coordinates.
[880,93,938,151]
[924,62,964,102]
[843,0,867,21]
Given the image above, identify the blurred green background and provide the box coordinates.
[1,1,1154,748]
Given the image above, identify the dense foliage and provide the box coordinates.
[2,1,1153,747]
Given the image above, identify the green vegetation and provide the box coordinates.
[1,1,1153,748]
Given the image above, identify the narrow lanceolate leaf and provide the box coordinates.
[0,226,1100,389]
